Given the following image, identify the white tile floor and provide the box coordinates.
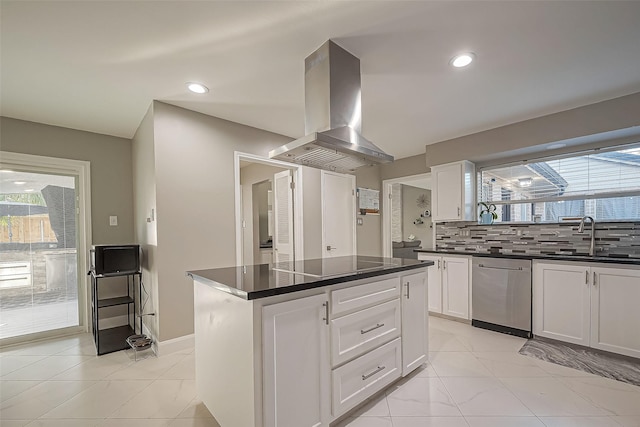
[0,317,638,427]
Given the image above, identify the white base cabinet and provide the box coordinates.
[263,294,330,427]
[418,253,471,320]
[533,262,591,346]
[590,266,640,358]
[534,261,640,359]
[401,271,428,376]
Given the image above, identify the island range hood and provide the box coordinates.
[269,40,394,173]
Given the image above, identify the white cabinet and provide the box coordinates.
[421,255,442,313]
[533,262,640,359]
[401,271,428,376]
[431,160,476,222]
[533,262,590,346]
[263,294,330,427]
[590,266,640,358]
[418,253,471,320]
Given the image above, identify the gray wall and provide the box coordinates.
[380,154,428,180]
[425,92,640,168]
[149,102,292,342]
[131,105,159,339]
[0,117,134,245]
[402,186,432,248]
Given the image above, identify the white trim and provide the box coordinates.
[0,151,92,342]
[155,333,194,356]
[233,152,304,265]
[382,173,432,258]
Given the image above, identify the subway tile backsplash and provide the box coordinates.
[436,221,640,258]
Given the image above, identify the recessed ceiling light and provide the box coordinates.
[450,53,475,68]
[24,189,35,192]
[14,181,26,185]
[518,177,533,187]
[186,82,209,94]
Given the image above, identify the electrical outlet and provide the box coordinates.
[109,216,118,226]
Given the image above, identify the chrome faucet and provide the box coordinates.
[578,216,596,256]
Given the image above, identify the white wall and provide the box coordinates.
[149,102,293,342]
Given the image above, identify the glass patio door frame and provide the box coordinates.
[0,151,92,345]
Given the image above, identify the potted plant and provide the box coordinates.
[478,202,497,224]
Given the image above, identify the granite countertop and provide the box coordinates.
[414,249,640,265]
[187,255,433,300]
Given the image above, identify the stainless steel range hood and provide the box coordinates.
[269,40,393,173]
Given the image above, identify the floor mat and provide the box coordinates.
[519,338,640,387]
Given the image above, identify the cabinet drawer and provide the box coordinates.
[332,337,401,418]
[331,277,400,317]
[331,299,401,366]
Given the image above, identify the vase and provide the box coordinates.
[479,212,494,224]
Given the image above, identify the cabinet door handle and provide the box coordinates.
[405,282,410,299]
[585,270,589,284]
[443,260,446,269]
[457,207,461,217]
[593,272,597,286]
[361,323,385,334]
[437,259,441,269]
[322,301,329,325]
[362,365,386,381]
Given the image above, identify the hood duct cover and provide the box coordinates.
[269,40,393,173]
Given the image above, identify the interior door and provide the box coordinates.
[321,171,356,258]
[273,170,294,263]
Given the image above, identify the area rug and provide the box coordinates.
[519,338,640,387]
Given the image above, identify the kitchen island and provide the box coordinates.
[187,256,432,427]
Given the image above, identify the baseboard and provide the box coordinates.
[429,311,471,324]
[154,333,194,356]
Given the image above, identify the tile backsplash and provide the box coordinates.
[436,221,640,258]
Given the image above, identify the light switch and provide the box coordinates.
[356,217,363,226]
[109,216,118,226]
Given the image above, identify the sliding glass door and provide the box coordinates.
[0,167,83,341]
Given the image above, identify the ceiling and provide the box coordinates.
[2,1,640,160]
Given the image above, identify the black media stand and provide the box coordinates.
[89,270,142,355]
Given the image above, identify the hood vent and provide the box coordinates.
[269,40,393,173]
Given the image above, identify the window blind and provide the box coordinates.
[479,144,640,205]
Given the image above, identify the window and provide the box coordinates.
[478,144,640,222]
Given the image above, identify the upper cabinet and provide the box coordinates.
[431,160,476,222]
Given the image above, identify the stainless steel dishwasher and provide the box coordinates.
[472,257,532,338]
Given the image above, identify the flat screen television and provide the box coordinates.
[90,244,140,276]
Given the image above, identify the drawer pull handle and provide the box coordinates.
[362,365,385,381]
[322,301,329,325]
[360,323,385,334]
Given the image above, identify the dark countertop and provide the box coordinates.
[187,256,433,300]
[414,249,640,265]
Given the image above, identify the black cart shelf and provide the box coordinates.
[89,270,142,355]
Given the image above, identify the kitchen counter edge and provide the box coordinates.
[414,249,640,265]
[187,260,434,300]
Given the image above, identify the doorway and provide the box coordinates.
[234,153,304,266]
[382,173,433,258]
[0,152,91,344]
